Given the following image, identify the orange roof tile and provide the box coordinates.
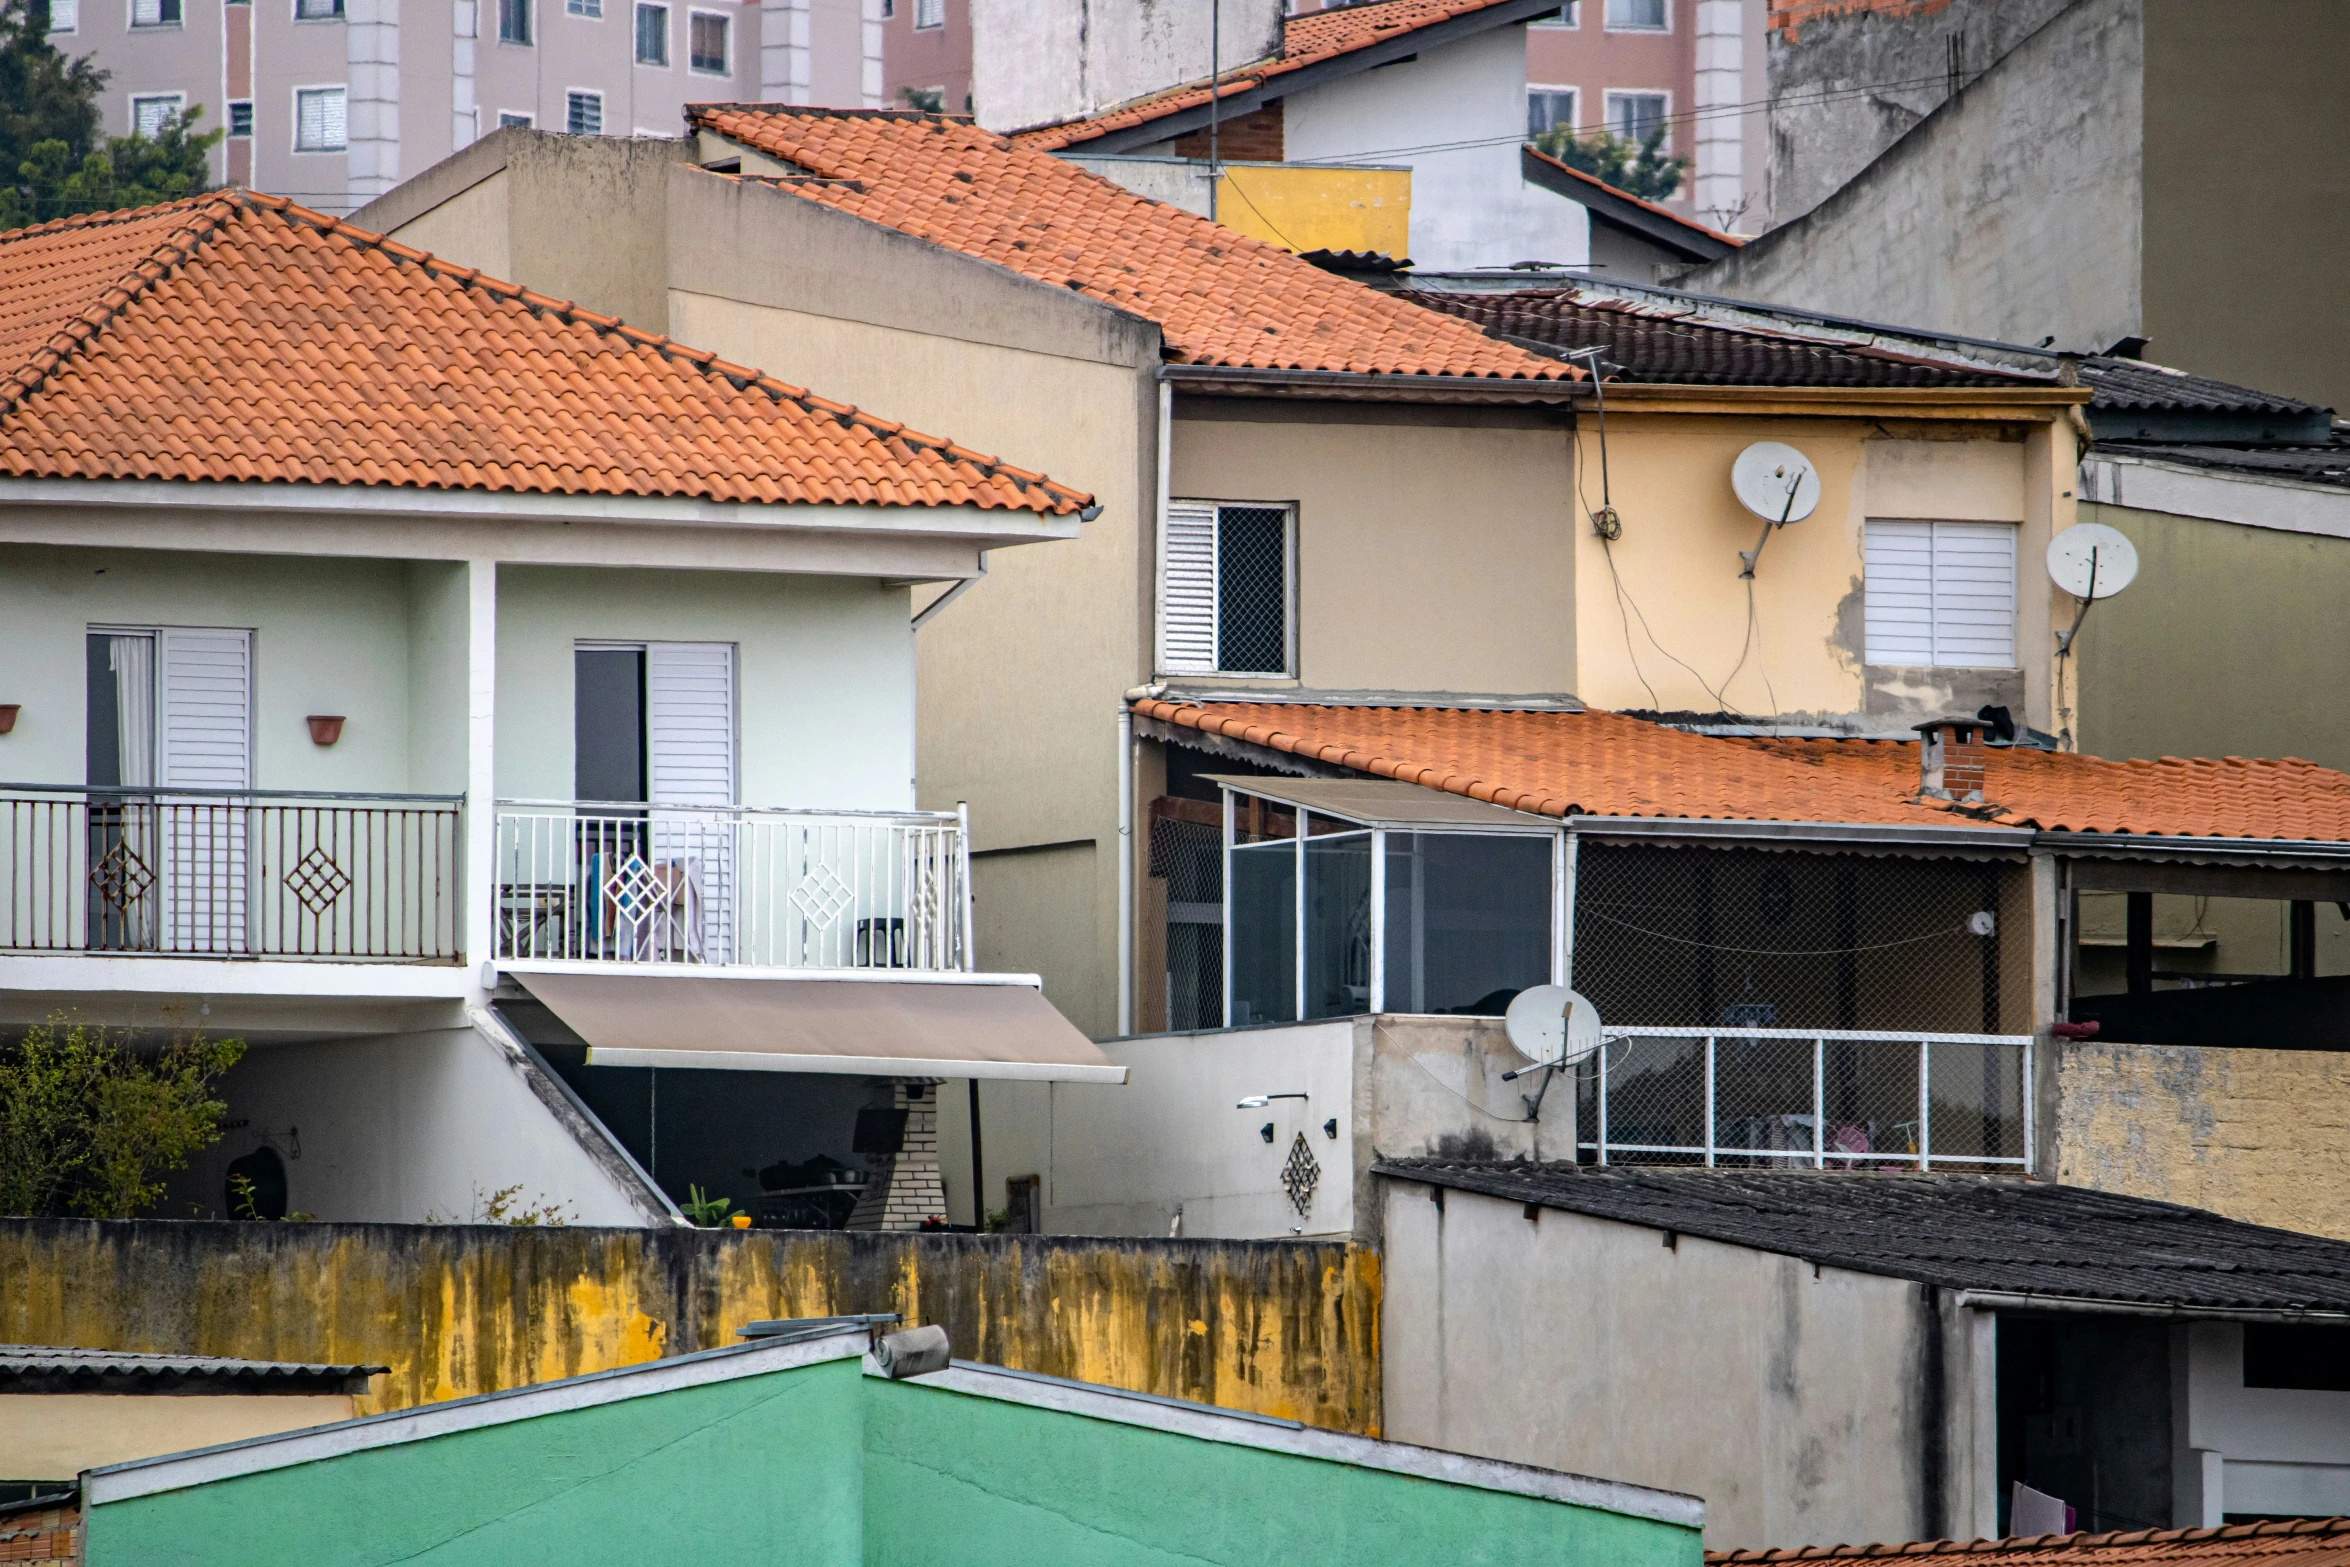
[1133,700,2350,843]
[1009,0,1541,154]
[0,192,1092,512]
[1709,1515,2350,1565]
[686,106,1573,382]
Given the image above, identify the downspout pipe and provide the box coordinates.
[1117,702,1134,1038]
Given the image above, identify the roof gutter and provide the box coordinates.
[2034,830,2350,865]
[1572,816,2034,853]
[1954,1290,2350,1324]
[1160,364,1579,404]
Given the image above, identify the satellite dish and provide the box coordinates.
[1731,442,1821,525]
[1504,985,1603,1068]
[2046,523,2139,600]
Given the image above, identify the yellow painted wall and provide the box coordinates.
[2,1392,358,1481]
[0,1223,1383,1435]
[2055,1040,2350,1241]
[1215,165,1411,258]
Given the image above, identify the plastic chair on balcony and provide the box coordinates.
[595,851,704,963]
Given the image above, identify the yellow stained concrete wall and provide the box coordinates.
[0,1223,1382,1434]
[1214,165,1410,258]
[1169,407,1578,694]
[1569,417,2065,727]
[2,1392,357,1481]
[2055,1040,2350,1242]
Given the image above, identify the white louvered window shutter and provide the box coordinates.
[1863,520,2016,669]
[1159,501,1219,676]
[646,643,735,961]
[159,628,252,954]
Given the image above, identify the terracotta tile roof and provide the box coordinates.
[1708,1515,2350,1564]
[1132,699,2350,843]
[1009,0,1540,154]
[1415,285,2036,388]
[688,107,1569,382]
[0,193,1092,512]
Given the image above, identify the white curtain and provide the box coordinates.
[110,634,155,787]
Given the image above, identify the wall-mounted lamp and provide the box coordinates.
[307,715,346,746]
[0,705,19,735]
[1235,1092,1309,1109]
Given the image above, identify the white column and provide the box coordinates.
[451,0,477,151]
[465,559,498,979]
[860,0,884,107]
[761,0,810,103]
[1692,0,1746,231]
[346,0,402,208]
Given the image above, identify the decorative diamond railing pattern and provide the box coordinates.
[282,845,352,914]
[1280,1132,1321,1219]
[89,839,155,910]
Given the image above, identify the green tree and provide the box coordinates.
[1532,123,1688,204]
[0,0,105,223]
[0,1019,244,1219]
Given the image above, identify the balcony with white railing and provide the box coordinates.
[493,802,972,973]
[0,786,463,963]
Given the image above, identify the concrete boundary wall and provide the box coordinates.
[0,1221,1383,1434]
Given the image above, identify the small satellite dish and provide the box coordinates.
[2046,523,2139,601]
[1731,441,1822,525]
[1504,985,1602,1068]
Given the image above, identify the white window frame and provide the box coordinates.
[291,84,346,152]
[227,97,253,137]
[1862,519,2019,670]
[48,0,79,35]
[292,0,341,21]
[1603,87,1671,145]
[1602,0,1668,32]
[1528,84,1577,137]
[129,92,186,136]
[127,0,180,28]
[566,0,600,19]
[633,0,667,64]
[1530,2,1577,25]
[565,88,603,134]
[1155,499,1298,679]
[498,110,533,128]
[497,0,531,44]
[912,0,941,28]
[685,7,728,73]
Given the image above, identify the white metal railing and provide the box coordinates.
[493,802,971,972]
[1577,1027,2033,1171]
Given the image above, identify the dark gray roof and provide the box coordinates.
[2102,436,2350,492]
[1373,1162,2350,1312]
[0,1345,385,1393]
[2079,358,2334,444]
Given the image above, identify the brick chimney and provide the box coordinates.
[1913,718,1989,804]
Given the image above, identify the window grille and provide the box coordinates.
[47,0,77,33]
[499,0,530,43]
[1158,501,1292,677]
[228,99,253,136]
[913,0,942,27]
[634,2,666,63]
[566,89,602,134]
[294,86,345,150]
[294,0,342,19]
[130,0,180,25]
[1528,87,1576,137]
[1605,90,1668,143]
[131,93,185,136]
[688,10,726,70]
[1863,520,2017,668]
[1604,0,1665,29]
[499,111,533,128]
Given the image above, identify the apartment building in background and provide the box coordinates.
[879,0,965,111]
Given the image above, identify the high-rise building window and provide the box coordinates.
[294,85,346,151]
[47,0,78,34]
[228,99,253,136]
[130,93,185,136]
[1605,90,1669,145]
[634,2,666,63]
[499,0,531,43]
[130,0,182,27]
[1604,0,1666,30]
[566,89,602,134]
[1528,87,1576,137]
[687,9,726,71]
[913,0,941,28]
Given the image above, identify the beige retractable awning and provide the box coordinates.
[517,972,1127,1083]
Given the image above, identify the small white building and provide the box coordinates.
[0,189,1118,1229]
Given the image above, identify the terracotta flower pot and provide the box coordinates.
[306,715,346,746]
[0,705,18,736]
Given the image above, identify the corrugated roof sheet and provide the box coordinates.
[1709,1516,2350,1565]
[2079,357,2330,418]
[2101,439,2350,491]
[1134,699,2350,843]
[1410,287,2038,388]
[687,107,1572,383]
[1373,1164,2350,1310]
[0,1345,387,1381]
[1009,0,1543,153]
[0,192,1092,512]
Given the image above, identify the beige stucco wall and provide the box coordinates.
[1168,406,1578,695]
[0,1391,357,1480]
[2055,1039,2350,1243]
[381,166,514,283]
[1570,416,2064,729]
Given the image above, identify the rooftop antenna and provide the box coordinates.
[2048,522,2139,657]
[1207,0,1221,222]
[1565,345,1619,538]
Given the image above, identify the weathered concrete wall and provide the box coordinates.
[970,0,1284,134]
[0,1221,1383,1433]
[1681,0,2141,356]
[2054,1040,2350,1242]
[1379,1179,1992,1551]
[1762,0,2076,226]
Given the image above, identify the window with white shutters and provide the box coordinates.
[646,643,734,961]
[566,90,602,134]
[131,93,184,135]
[294,86,346,150]
[1157,501,1293,677]
[49,0,78,34]
[1863,520,2018,669]
[159,628,252,954]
